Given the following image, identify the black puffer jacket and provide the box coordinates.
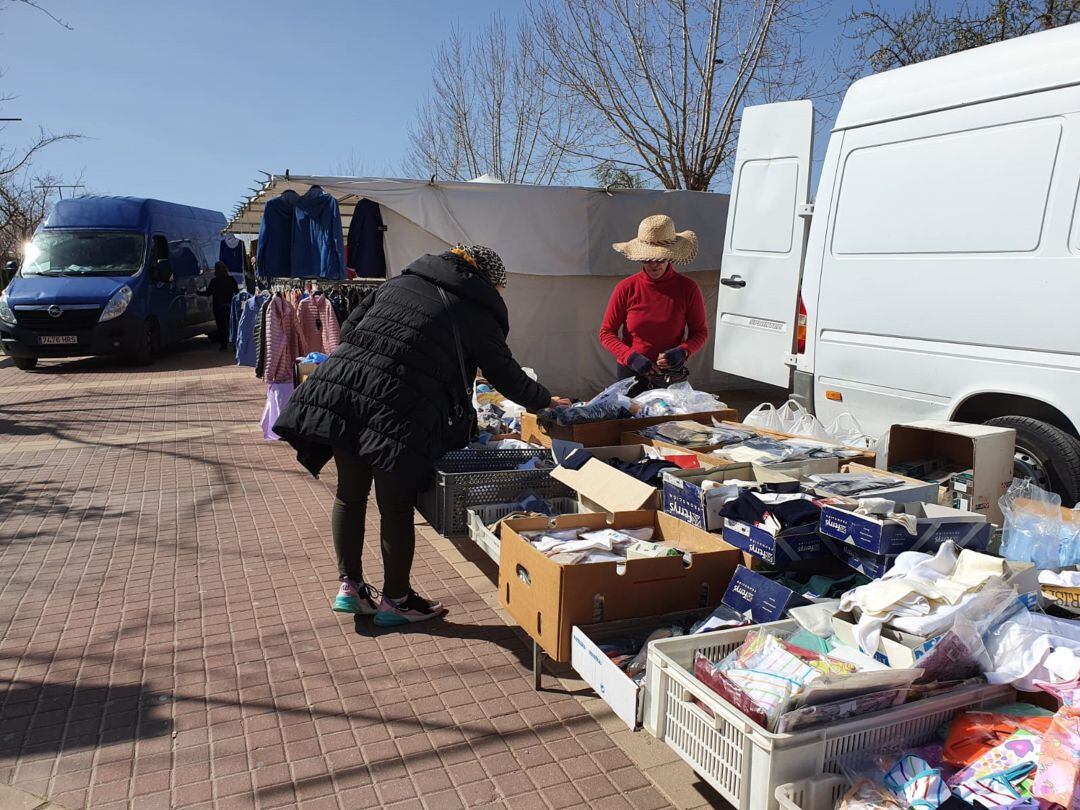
[273,252,552,487]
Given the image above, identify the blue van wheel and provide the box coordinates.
[129,319,159,366]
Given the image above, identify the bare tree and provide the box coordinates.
[404,15,586,184]
[531,0,837,191]
[847,0,1080,74]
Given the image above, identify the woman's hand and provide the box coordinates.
[549,396,572,408]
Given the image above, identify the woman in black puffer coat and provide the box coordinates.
[274,245,564,627]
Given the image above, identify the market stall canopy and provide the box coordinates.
[227,176,729,277]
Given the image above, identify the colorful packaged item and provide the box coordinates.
[1033,679,1080,808]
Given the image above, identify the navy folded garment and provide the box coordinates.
[606,458,678,486]
[562,448,594,471]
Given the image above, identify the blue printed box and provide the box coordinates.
[721,565,809,623]
[721,519,833,566]
[819,501,991,557]
[662,466,796,531]
[834,543,897,580]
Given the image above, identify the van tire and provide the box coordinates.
[129,320,159,367]
[985,415,1080,503]
[12,356,37,370]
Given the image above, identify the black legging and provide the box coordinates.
[332,447,417,599]
[213,306,230,348]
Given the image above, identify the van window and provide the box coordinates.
[150,235,168,263]
[1072,174,1080,254]
[730,159,799,254]
[832,119,1062,255]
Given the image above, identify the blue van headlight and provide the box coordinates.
[0,290,15,325]
[99,286,133,322]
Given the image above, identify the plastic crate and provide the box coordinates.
[644,622,1014,810]
[466,498,579,563]
[775,776,851,810]
[417,447,571,537]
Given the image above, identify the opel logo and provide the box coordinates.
[47,305,62,318]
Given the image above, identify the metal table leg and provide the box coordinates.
[533,641,543,690]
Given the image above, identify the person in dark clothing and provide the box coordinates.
[274,245,569,627]
[200,262,240,351]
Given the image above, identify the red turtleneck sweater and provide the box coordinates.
[599,265,709,366]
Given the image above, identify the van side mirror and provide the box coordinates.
[1,260,16,287]
[154,259,173,284]
[4,261,16,273]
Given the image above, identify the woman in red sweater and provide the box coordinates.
[600,215,708,387]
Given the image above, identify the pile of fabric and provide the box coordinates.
[539,380,726,428]
[640,420,755,447]
[519,525,683,566]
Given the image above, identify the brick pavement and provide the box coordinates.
[0,343,729,809]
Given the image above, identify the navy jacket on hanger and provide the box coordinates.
[347,198,387,279]
[256,190,299,278]
[292,186,345,280]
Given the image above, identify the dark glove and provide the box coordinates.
[626,352,654,376]
[662,347,688,368]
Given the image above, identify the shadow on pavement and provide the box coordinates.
[0,679,171,760]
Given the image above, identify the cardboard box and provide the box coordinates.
[833,543,898,580]
[550,444,710,513]
[499,511,740,662]
[819,501,991,557]
[294,360,319,386]
[721,565,809,623]
[521,409,737,449]
[809,463,939,506]
[662,465,795,531]
[883,421,1015,525]
[570,608,711,730]
[831,560,1040,666]
[721,516,834,566]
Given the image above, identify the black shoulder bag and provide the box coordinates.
[437,287,478,448]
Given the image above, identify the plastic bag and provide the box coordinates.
[789,410,834,441]
[632,382,726,418]
[828,412,877,449]
[1033,678,1080,808]
[776,399,807,433]
[999,477,1080,569]
[742,402,783,432]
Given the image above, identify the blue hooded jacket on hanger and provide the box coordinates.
[292,185,345,280]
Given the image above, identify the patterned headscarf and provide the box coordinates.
[450,243,507,288]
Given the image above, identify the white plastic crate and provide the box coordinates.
[775,776,851,810]
[466,498,579,564]
[644,622,1013,810]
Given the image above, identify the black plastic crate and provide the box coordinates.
[417,448,572,537]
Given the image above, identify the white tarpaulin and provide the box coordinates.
[228,176,733,395]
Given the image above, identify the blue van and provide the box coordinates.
[0,196,243,369]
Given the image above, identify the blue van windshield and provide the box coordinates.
[23,230,146,277]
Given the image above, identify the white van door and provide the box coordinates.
[713,100,814,387]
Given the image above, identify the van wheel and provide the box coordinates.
[12,356,37,370]
[129,320,159,366]
[985,416,1080,504]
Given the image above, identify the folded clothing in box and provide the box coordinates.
[719,489,834,565]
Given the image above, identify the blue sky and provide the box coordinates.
[3,0,862,214]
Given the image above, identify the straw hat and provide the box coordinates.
[612,214,699,265]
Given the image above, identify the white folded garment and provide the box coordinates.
[1039,569,1080,587]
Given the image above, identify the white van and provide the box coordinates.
[714,23,1080,502]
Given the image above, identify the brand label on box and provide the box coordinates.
[722,566,808,623]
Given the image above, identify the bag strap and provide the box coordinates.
[437,286,472,397]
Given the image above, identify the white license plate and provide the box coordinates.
[39,335,78,345]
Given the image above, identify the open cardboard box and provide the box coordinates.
[832,560,1039,667]
[622,420,876,466]
[809,463,940,506]
[622,431,843,478]
[499,511,740,662]
[882,421,1015,524]
[819,500,991,557]
[521,408,737,449]
[551,444,713,514]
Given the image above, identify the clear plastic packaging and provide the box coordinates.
[999,477,1080,569]
[631,382,726,418]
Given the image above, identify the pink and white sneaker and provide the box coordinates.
[332,579,379,615]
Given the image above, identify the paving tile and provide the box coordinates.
[0,346,699,810]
